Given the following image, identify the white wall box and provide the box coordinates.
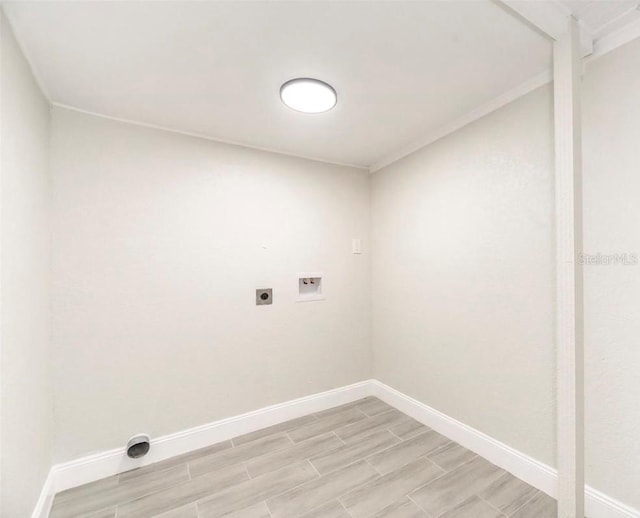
[297,273,324,302]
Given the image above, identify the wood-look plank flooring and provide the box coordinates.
[49,397,557,518]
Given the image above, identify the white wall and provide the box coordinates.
[582,37,640,512]
[50,107,371,461]
[0,10,53,517]
[371,86,556,466]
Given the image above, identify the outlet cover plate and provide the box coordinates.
[256,288,273,305]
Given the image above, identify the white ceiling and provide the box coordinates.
[5,1,640,169]
[4,1,555,168]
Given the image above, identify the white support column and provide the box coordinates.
[553,16,584,518]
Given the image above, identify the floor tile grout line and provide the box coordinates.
[263,499,274,517]
[405,463,446,500]
[407,493,434,518]
[194,457,327,514]
[296,432,444,484]
[504,488,542,517]
[364,456,384,476]
[477,493,508,517]
[284,431,295,446]
[359,405,395,418]
[393,421,434,439]
[427,456,476,475]
[323,461,426,513]
[264,460,379,516]
[307,428,403,468]
[423,440,457,466]
[165,452,330,516]
[334,421,411,445]
[116,442,235,487]
[337,469,435,518]
[366,447,450,479]
[187,433,293,479]
[387,428,404,441]
[307,446,387,478]
[401,465,451,506]
[248,461,329,516]
[410,468,514,518]
[120,462,191,486]
[263,472,326,510]
[430,449,480,476]
[336,408,399,434]
[302,435,361,467]
[117,460,255,517]
[310,399,369,419]
[247,432,345,476]
[307,458,322,477]
[332,430,347,445]
[362,428,434,463]
[337,499,354,518]
[242,462,252,480]
[293,499,351,518]
[233,415,327,448]
[289,414,371,444]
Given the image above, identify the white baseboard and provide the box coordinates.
[33,379,639,518]
[31,470,55,518]
[371,380,640,518]
[370,380,558,497]
[585,486,640,518]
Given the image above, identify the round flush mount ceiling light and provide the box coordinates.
[280,78,337,114]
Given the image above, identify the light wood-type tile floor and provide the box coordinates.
[49,397,557,518]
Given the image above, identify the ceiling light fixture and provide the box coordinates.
[280,78,337,114]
